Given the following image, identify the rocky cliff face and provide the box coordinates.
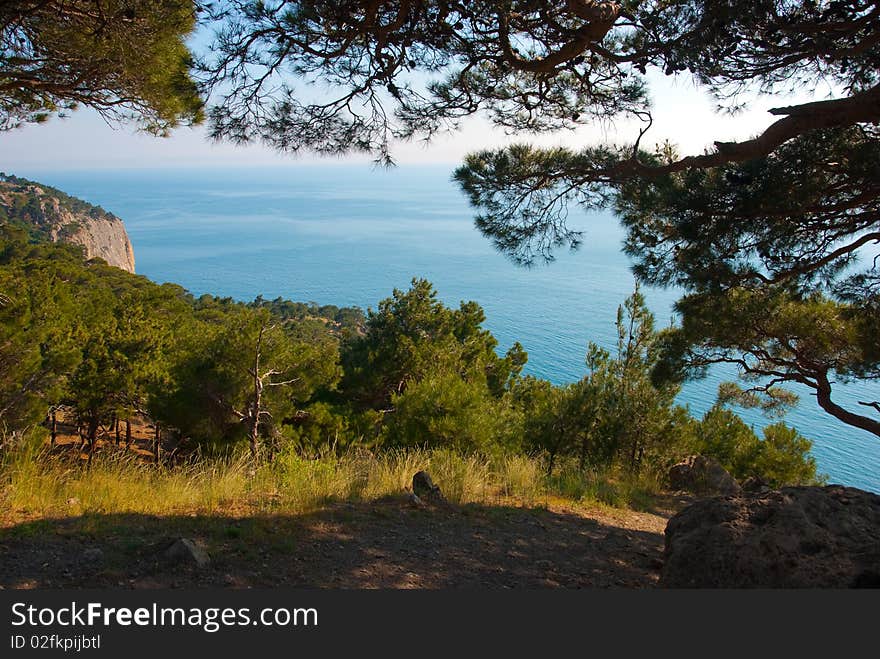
[0,175,135,273]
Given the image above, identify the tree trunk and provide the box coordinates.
[86,416,99,467]
[249,397,260,461]
[249,328,264,462]
[153,424,161,465]
[125,419,132,447]
[816,374,880,437]
[114,415,120,446]
[50,410,57,447]
[579,431,590,473]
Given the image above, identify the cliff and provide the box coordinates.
[0,174,135,273]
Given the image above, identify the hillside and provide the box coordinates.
[0,173,135,272]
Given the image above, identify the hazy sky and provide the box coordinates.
[1,69,826,172]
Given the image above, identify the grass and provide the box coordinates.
[0,436,664,522]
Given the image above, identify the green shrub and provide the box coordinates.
[694,406,821,486]
[382,372,515,453]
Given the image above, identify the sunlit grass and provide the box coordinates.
[545,463,662,511]
[0,434,663,521]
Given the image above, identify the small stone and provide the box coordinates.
[412,471,439,498]
[412,471,448,505]
[742,475,771,493]
[82,548,104,562]
[161,538,210,569]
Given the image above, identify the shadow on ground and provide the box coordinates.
[0,497,668,589]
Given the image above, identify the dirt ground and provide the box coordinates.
[0,494,690,589]
[44,411,174,463]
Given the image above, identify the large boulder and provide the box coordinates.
[668,455,741,496]
[661,485,880,588]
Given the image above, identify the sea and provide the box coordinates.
[18,165,880,492]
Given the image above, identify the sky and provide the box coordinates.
[1,68,827,173]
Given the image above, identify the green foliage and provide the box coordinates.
[341,278,526,408]
[153,305,340,454]
[0,227,341,456]
[511,375,570,462]
[336,278,526,455]
[382,371,516,454]
[1,0,204,132]
[249,296,365,342]
[579,288,686,469]
[716,381,798,419]
[654,287,880,437]
[281,401,371,457]
[694,406,820,487]
[511,287,694,476]
[756,423,822,487]
[0,211,823,489]
[0,173,131,252]
[693,406,756,473]
[617,127,880,294]
[0,228,81,429]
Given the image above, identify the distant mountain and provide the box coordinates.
[0,173,135,272]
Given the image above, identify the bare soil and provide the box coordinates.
[45,412,179,463]
[0,494,691,589]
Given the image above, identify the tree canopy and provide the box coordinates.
[0,224,819,486]
[340,277,526,409]
[3,1,875,441]
[198,1,880,437]
[0,0,204,132]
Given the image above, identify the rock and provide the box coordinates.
[741,475,771,493]
[407,490,426,508]
[82,548,104,562]
[66,497,80,506]
[161,538,211,569]
[412,471,440,498]
[661,485,880,588]
[668,455,741,496]
[412,471,449,506]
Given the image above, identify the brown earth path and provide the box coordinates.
[0,494,688,589]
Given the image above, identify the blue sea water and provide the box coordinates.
[19,165,880,492]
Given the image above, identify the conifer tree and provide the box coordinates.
[201,1,880,436]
